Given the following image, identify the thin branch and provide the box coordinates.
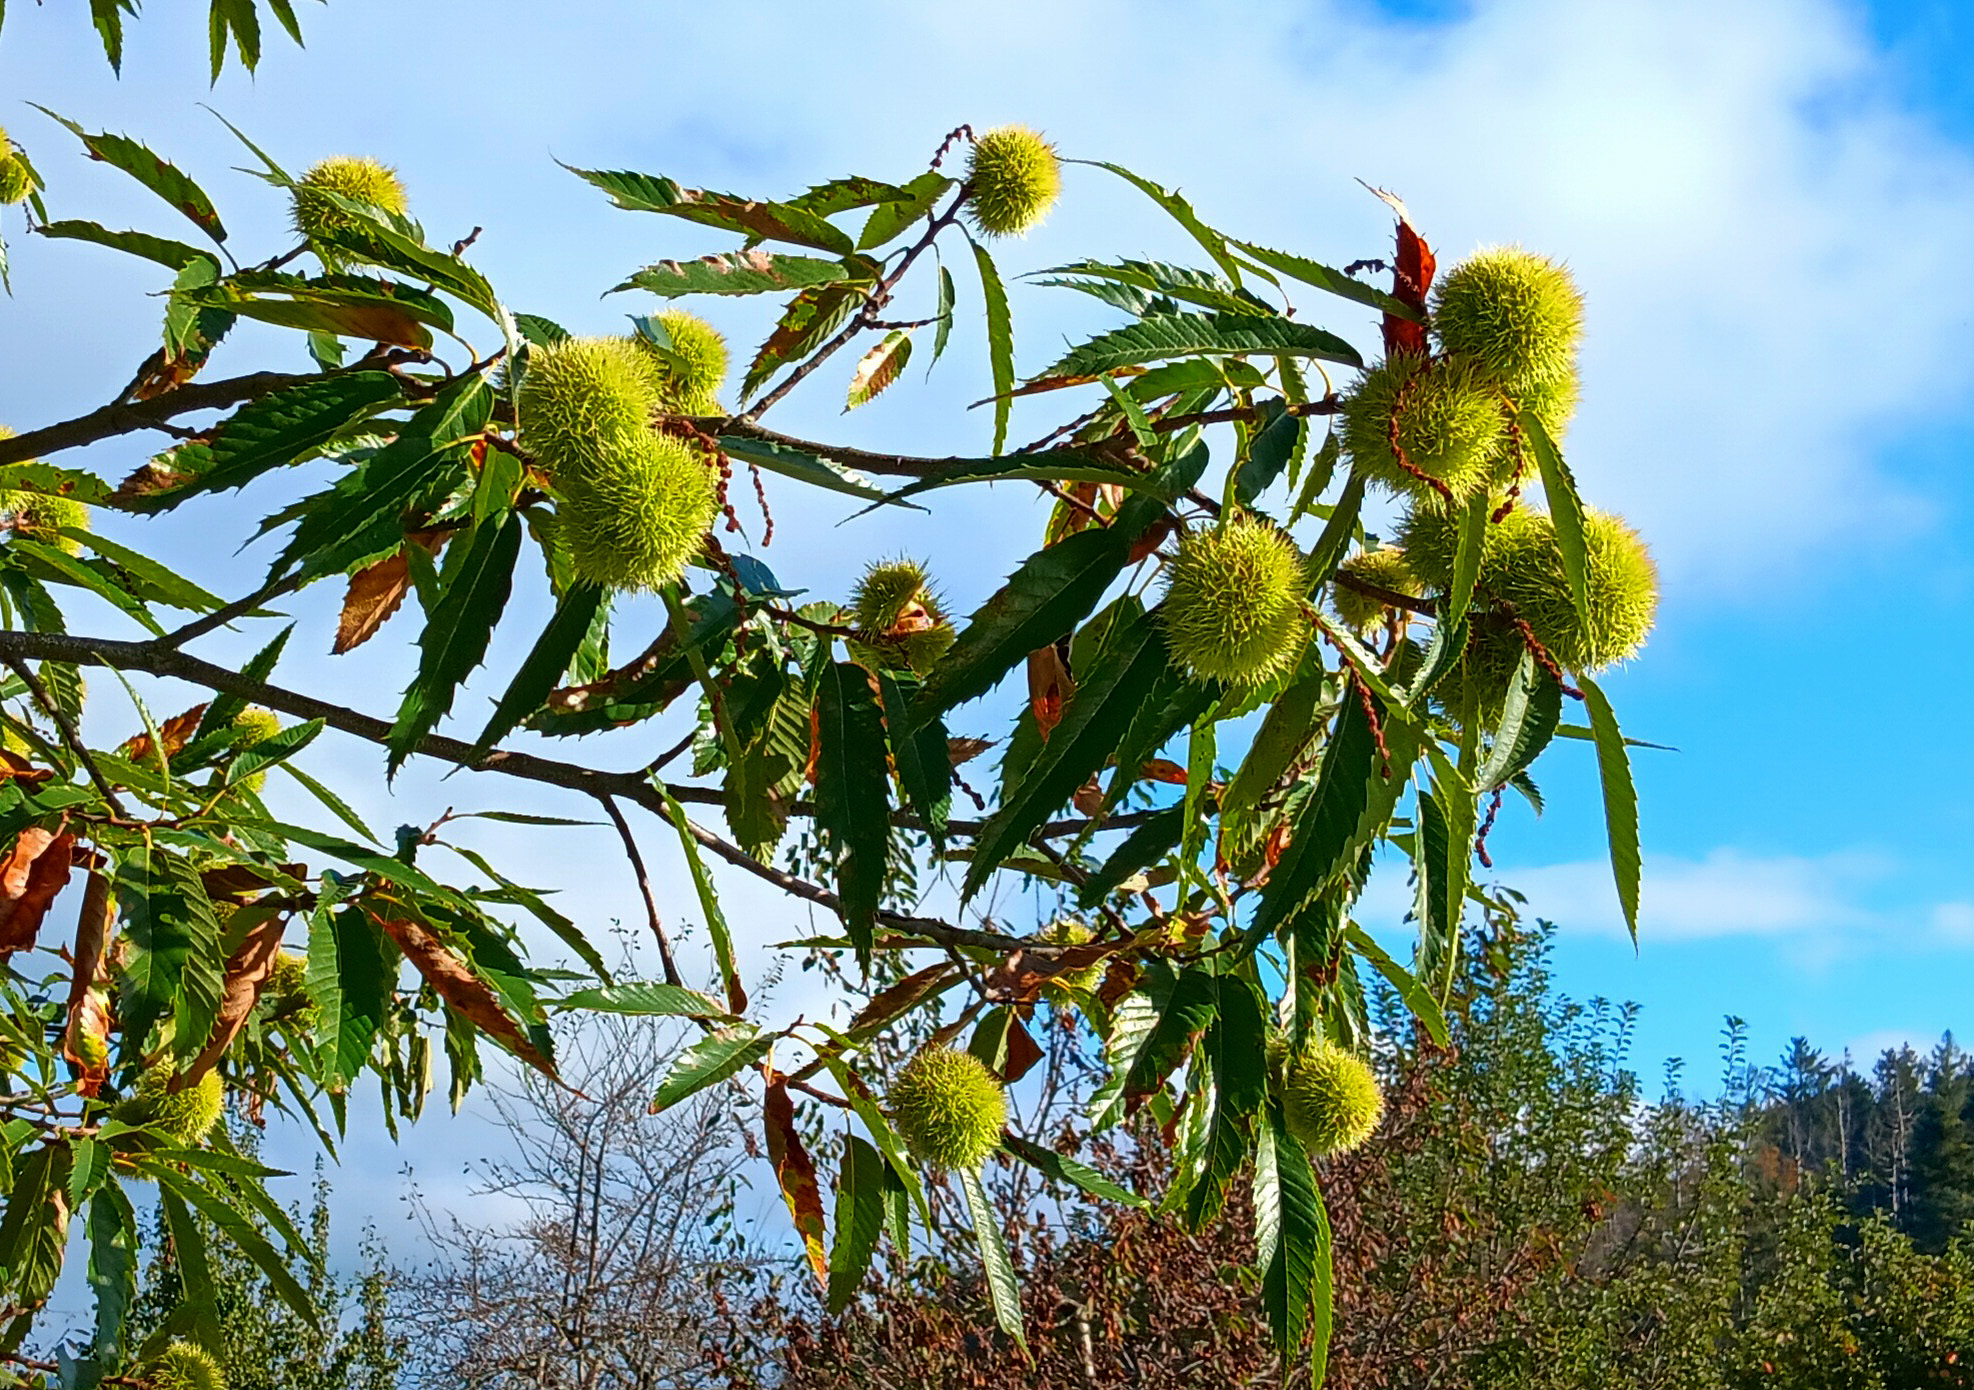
[0,361,432,468]
[594,793,684,988]
[1333,568,1438,617]
[1,653,127,817]
[740,189,969,421]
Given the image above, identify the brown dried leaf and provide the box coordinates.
[0,750,52,785]
[845,963,959,1039]
[0,828,75,956]
[334,529,448,655]
[946,737,994,769]
[844,330,913,411]
[181,911,288,1085]
[200,862,307,904]
[1000,1014,1044,1084]
[1141,758,1189,787]
[1127,514,1175,567]
[121,703,209,766]
[111,454,200,505]
[371,910,556,1077]
[984,943,1115,1005]
[1071,776,1105,818]
[62,872,115,1095]
[764,1077,829,1287]
[1027,644,1072,740]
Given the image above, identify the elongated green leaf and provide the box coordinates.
[857,171,953,250]
[1255,1109,1322,1358]
[826,1135,886,1314]
[565,165,856,254]
[1311,1178,1336,1386]
[1519,414,1594,649]
[32,108,225,242]
[1076,804,1184,907]
[89,0,129,72]
[715,433,895,503]
[473,583,606,752]
[1578,674,1641,941]
[962,611,1170,899]
[1088,977,1166,1131]
[1477,650,1563,790]
[1187,977,1267,1230]
[1123,965,1218,1103]
[310,207,500,321]
[231,717,322,784]
[615,249,851,298]
[86,1184,139,1363]
[1079,160,1247,286]
[1411,787,1459,997]
[914,444,1207,719]
[652,1026,770,1112]
[1233,240,1425,322]
[7,539,165,636]
[36,220,216,272]
[70,530,224,613]
[1303,471,1366,594]
[790,175,908,217]
[1235,397,1301,505]
[1250,691,1379,939]
[557,980,730,1019]
[814,662,891,965]
[1003,1133,1148,1209]
[1039,310,1361,381]
[863,444,1164,513]
[1344,924,1448,1047]
[972,238,1014,454]
[116,848,225,1059]
[147,1164,313,1321]
[878,672,952,839]
[958,1165,1026,1349]
[1221,671,1325,822]
[389,512,521,772]
[931,263,956,368]
[654,782,746,1017]
[190,372,404,506]
[1034,257,1269,318]
[307,901,392,1087]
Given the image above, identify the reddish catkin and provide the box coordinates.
[1386,369,1456,504]
[750,462,775,546]
[1508,614,1582,700]
[1475,786,1505,869]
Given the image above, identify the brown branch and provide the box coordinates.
[740,189,970,421]
[1,653,127,817]
[0,627,1023,956]
[0,364,429,468]
[594,793,684,988]
[1150,396,1341,435]
[1333,569,1438,617]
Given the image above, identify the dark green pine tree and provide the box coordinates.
[1906,1035,1974,1253]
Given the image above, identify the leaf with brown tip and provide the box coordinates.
[0,828,75,956]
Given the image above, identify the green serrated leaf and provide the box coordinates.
[651,1026,770,1112]
[564,165,856,254]
[1249,687,1380,940]
[558,981,729,1019]
[615,249,851,298]
[35,220,217,272]
[845,330,912,410]
[958,1165,1026,1349]
[1578,674,1641,941]
[389,512,521,773]
[1039,310,1361,382]
[826,1135,886,1314]
[971,238,1014,454]
[878,672,952,840]
[1233,240,1426,323]
[1477,649,1563,790]
[1002,1133,1148,1209]
[814,662,891,965]
[1255,1108,1322,1358]
[857,171,953,251]
[473,584,605,753]
[962,611,1170,899]
[31,107,225,242]
[653,781,746,1016]
[1520,413,1594,648]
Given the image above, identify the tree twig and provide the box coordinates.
[0,653,126,817]
[594,793,684,988]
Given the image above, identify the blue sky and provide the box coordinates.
[5,0,1974,1265]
